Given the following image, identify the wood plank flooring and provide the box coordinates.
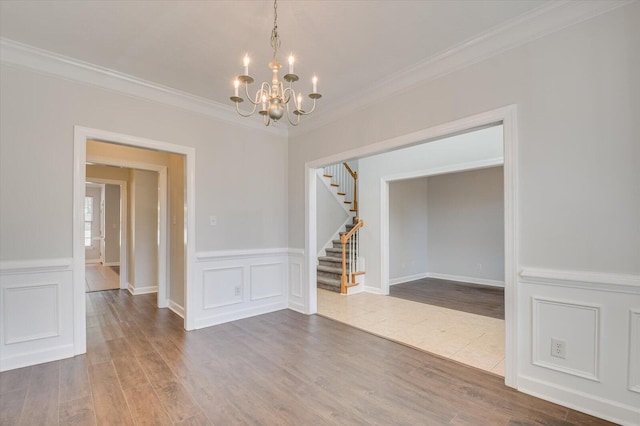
[390,277,505,319]
[0,289,613,425]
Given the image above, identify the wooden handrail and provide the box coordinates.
[342,162,358,216]
[340,218,364,294]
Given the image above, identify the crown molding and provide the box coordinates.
[0,38,287,137]
[289,0,635,138]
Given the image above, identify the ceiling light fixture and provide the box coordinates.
[230,0,321,126]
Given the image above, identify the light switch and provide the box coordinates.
[210,215,217,226]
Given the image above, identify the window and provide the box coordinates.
[84,196,93,247]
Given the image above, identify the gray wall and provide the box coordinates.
[130,170,158,290]
[389,178,428,281]
[427,167,504,283]
[103,184,120,265]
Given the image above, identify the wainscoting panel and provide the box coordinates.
[287,250,306,313]
[0,259,75,372]
[194,249,291,329]
[3,283,59,344]
[532,297,600,381]
[202,266,243,309]
[250,263,283,301]
[519,269,640,425]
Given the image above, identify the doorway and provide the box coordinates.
[73,127,196,357]
[306,105,518,386]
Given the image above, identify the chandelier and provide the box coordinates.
[230,0,321,126]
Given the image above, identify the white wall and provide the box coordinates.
[288,4,640,424]
[316,176,349,254]
[103,184,120,265]
[389,178,428,283]
[427,167,504,284]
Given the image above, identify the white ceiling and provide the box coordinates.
[1,1,551,113]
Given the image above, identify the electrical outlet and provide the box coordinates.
[551,338,566,359]
[234,286,241,297]
[209,215,217,226]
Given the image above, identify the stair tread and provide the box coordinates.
[318,256,350,263]
[317,265,343,273]
[317,276,340,284]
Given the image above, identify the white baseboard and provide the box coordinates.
[364,285,386,295]
[102,262,120,267]
[85,259,100,264]
[168,300,184,318]
[194,301,287,329]
[0,344,74,372]
[426,272,504,288]
[127,283,158,295]
[518,375,639,426]
[288,300,307,314]
[389,273,428,286]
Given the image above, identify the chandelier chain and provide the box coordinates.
[270,0,281,60]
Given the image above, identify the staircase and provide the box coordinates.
[316,162,364,294]
[317,219,358,292]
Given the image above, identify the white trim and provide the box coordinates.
[168,301,185,319]
[194,301,288,330]
[0,344,74,373]
[425,272,505,288]
[196,248,293,261]
[520,268,640,294]
[518,375,638,426]
[304,105,519,388]
[128,284,158,295]
[389,273,429,286]
[0,38,286,137]
[289,0,634,138]
[84,259,100,265]
[101,262,120,267]
[628,310,640,394]
[363,286,386,295]
[0,258,73,275]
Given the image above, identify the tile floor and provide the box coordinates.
[85,263,120,292]
[317,288,505,376]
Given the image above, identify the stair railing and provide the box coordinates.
[324,162,358,216]
[342,162,358,217]
[340,218,364,294]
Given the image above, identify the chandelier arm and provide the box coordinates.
[282,86,296,105]
[296,97,317,115]
[235,101,259,118]
[243,82,270,105]
[284,100,301,126]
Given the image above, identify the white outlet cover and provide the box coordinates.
[551,338,566,359]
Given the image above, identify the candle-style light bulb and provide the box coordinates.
[243,54,250,75]
[261,94,267,111]
[297,94,303,111]
[288,54,295,74]
[312,75,318,93]
[233,79,239,97]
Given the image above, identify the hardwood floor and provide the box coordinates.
[390,277,505,319]
[0,290,613,425]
